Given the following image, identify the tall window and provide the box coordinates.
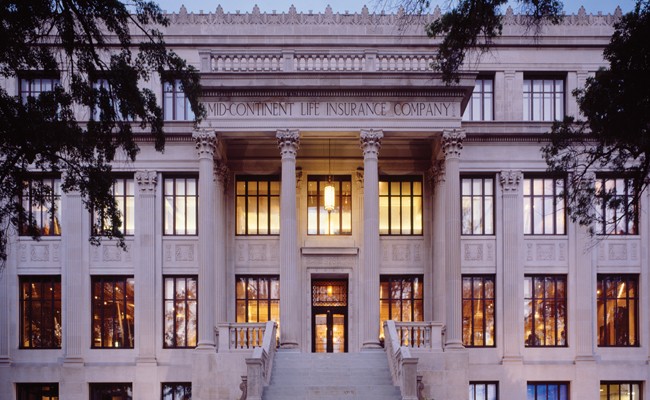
[16,383,59,400]
[164,276,197,348]
[523,77,565,121]
[379,176,423,235]
[595,177,638,235]
[93,178,135,236]
[164,177,198,235]
[92,78,130,121]
[164,79,194,121]
[524,276,567,347]
[20,276,61,349]
[307,176,352,235]
[236,276,280,323]
[162,383,192,400]
[91,276,135,348]
[19,177,61,236]
[462,275,495,347]
[90,383,132,400]
[526,383,568,400]
[236,177,280,235]
[461,177,494,235]
[19,77,60,103]
[597,275,638,347]
[523,177,566,235]
[463,78,493,121]
[380,275,424,328]
[600,382,641,400]
[469,382,498,400]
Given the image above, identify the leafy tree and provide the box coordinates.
[0,0,205,268]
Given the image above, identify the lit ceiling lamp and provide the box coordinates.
[324,139,335,213]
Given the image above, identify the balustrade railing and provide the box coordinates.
[217,322,267,352]
[384,320,419,400]
[245,321,278,400]
[394,321,444,350]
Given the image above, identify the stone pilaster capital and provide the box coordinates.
[276,129,300,159]
[359,129,383,158]
[442,129,465,159]
[296,167,303,190]
[356,167,364,189]
[135,170,157,193]
[499,170,523,194]
[427,160,445,190]
[192,129,217,159]
[214,161,230,186]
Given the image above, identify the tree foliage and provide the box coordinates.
[0,0,205,267]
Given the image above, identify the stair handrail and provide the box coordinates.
[384,320,419,400]
[244,320,278,400]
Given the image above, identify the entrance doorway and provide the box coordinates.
[311,279,348,353]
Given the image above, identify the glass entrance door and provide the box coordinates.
[312,279,347,353]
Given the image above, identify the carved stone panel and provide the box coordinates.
[302,255,357,268]
[234,239,280,268]
[89,241,133,267]
[162,239,199,269]
[523,239,569,267]
[16,240,62,270]
[380,239,425,268]
[597,239,641,268]
[460,239,496,268]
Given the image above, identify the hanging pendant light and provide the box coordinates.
[324,139,335,213]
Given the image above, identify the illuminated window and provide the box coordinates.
[91,276,134,349]
[523,77,564,121]
[600,382,641,400]
[462,78,493,121]
[19,276,61,349]
[379,176,423,235]
[164,79,195,121]
[523,177,565,235]
[19,176,61,236]
[92,177,135,236]
[19,76,60,103]
[595,177,638,235]
[307,176,352,235]
[597,275,638,347]
[164,276,197,348]
[469,382,498,400]
[16,383,59,400]
[164,176,198,235]
[90,383,132,400]
[236,276,280,323]
[524,275,567,347]
[162,382,192,400]
[236,177,280,235]
[380,275,423,338]
[461,177,494,235]
[526,383,568,400]
[462,275,495,347]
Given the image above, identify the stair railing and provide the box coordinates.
[244,320,278,400]
[384,320,419,400]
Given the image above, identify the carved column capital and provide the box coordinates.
[192,129,217,159]
[295,167,303,190]
[442,129,465,159]
[214,161,230,186]
[359,129,383,158]
[427,160,445,191]
[356,167,364,189]
[277,129,300,159]
[135,170,157,193]
[499,170,523,194]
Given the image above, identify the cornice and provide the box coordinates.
[201,88,468,98]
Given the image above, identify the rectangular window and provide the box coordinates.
[91,276,135,348]
[524,275,567,347]
[462,78,494,121]
[90,383,132,400]
[164,79,194,121]
[236,276,280,323]
[164,176,198,235]
[19,176,61,236]
[163,276,197,348]
[236,177,280,235]
[307,176,352,235]
[19,77,60,103]
[600,382,642,400]
[597,274,638,347]
[92,78,130,121]
[523,78,565,121]
[92,177,135,236]
[469,382,498,400]
[16,383,59,400]
[380,275,424,337]
[379,176,423,235]
[162,383,192,400]
[462,275,496,347]
[526,383,569,400]
[523,177,566,235]
[595,177,638,235]
[461,177,494,235]
[20,276,61,349]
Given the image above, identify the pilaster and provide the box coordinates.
[214,160,229,324]
[429,159,446,323]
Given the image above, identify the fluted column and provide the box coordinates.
[193,130,217,350]
[277,129,300,348]
[429,160,446,323]
[442,129,465,349]
[214,161,228,324]
[63,190,85,362]
[500,170,523,361]
[360,129,383,349]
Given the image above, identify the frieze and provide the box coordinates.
[380,240,424,267]
[461,239,496,268]
[235,240,280,266]
[303,255,357,268]
[523,239,569,267]
[597,240,640,266]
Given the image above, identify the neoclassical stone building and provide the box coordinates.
[2,5,648,400]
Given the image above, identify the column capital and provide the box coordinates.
[427,159,445,190]
[355,167,364,189]
[442,129,465,159]
[135,170,157,193]
[214,161,229,185]
[193,129,217,159]
[359,129,383,158]
[499,170,523,194]
[296,167,303,190]
[277,129,300,159]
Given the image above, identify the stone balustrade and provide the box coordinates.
[384,320,419,400]
[245,321,278,400]
[217,322,268,351]
[394,321,444,350]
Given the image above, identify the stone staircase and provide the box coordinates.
[262,350,402,400]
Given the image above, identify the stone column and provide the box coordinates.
[214,160,228,324]
[499,170,523,362]
[277,129,300,348]
[429,160,446,323]
[442,129,465,349]
[360,129,383,349]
